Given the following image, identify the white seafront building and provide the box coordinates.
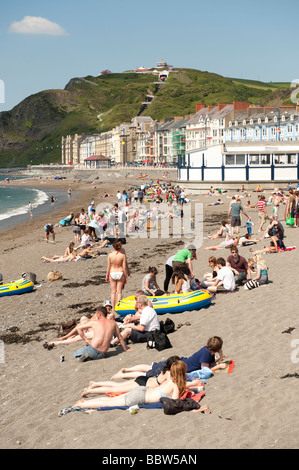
[178,140,299,183]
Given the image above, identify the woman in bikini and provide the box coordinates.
[67,359,210,413]
[80,356,180,397]
[41,242,76,263]
[106,239,127,309]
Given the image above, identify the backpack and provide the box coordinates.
[190,278,201,291]
[160,318,175,334]
[146,329,172,352]
[22,272,37,284]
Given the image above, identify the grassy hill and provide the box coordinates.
[0,68,293,167]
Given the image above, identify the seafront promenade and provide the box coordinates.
[17,164,297,193]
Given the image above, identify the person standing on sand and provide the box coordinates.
[73,307,131,362]
[106,239,127,310]
[256,195,268,232]
[228,198,251,236]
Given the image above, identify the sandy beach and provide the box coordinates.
[1,173,299,451]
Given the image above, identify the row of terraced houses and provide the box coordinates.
[61,101,299,168]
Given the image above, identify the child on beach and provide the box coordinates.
[45,223,55,243]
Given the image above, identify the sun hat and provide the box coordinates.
[187,244,196,250]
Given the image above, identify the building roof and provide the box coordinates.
[84,155,110,161]
[224,141,299,153]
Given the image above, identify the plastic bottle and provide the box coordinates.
[129,405,139,414]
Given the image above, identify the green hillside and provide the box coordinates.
[0,68,293,167]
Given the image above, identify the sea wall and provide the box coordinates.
[20,165,179,183]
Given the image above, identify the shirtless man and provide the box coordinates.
[73,307,131,361]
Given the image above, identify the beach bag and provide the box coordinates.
[190,278,201,291]
[160,397,202,415]
[160,318,175,334]
[286,216,294,226]
[146,329,172,352]
[244,280,260,290]
[22,272,36,284]
[47,271,63,282]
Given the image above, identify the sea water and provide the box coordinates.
[0,176,48,223]
[0,175,72,232]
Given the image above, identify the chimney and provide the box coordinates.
[196,103,206,112]
[208,105,216,112]
[233,101,250,111]
[218,103,230,111]
[296,103,299,113]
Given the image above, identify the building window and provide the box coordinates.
[287,125,293,133]
[274,154,297,164]
[271,127,276,137]
[261,154,270,164]
[226,154,235,165]
[236,154,245,165]
[225,154,245,165]
[249,154,260,165]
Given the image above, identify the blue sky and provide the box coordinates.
[1,0,298,111]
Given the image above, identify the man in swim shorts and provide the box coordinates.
[73,307,131,361]
[228,199,251,236]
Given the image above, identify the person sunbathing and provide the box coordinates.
[41,242,76,263]
[47,316,94,346]
[81,355,180,397]
[251,224,285,255]
[208,221,232,239]
[204,234,240,251]
[65,359,210,414]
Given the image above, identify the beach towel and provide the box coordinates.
[213,359,234,374]
[58,402,163,417]
[278,246,296,252]
[58,392,206,417]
